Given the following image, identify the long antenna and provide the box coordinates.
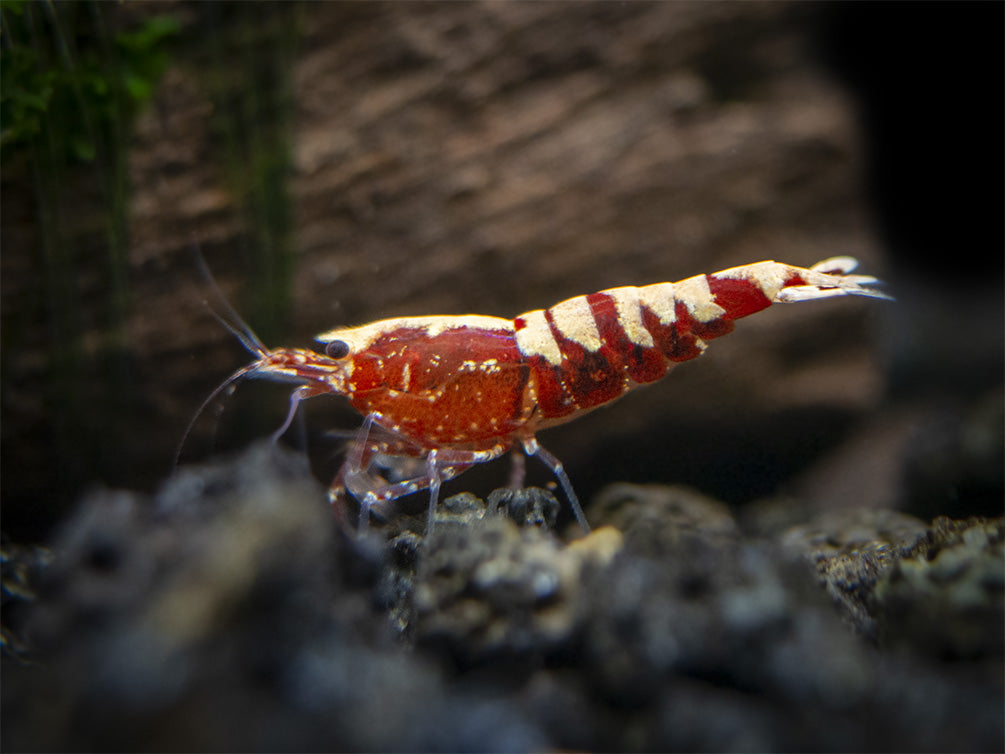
[173,242,274,469]
[172,362,258,469]
[191,244,269,357]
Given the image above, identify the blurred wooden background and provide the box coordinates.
[3,2,1001,540]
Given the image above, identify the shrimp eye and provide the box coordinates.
[325,340,350,359]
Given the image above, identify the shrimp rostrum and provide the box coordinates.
[192,256,890,534]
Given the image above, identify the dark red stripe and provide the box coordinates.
[706,274,772,320]
[544,306,624,410]
[587,292,667,384]
[585,292,627,375]
[639,303,705,362]
[690,314,734,341]
[528,355,575,419]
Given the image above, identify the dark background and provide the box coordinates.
[2,1,1002,541]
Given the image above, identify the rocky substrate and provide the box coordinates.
[3,441,1002,752]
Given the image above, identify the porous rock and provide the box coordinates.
[780,508,931,637]
[871,516,1004,658]
[4,468,1003,752]
[2,443,546,752]
[412,510,622,663]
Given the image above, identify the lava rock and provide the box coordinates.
[412,512,621,664]
[871,516,1005,659]
[2,443,546,752]
[4,466,1003,752]
[487,487,561,530]
[781,508,930,637]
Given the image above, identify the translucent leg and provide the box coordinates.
[507,448,526,489]
[343,453,479,533]
[269,386,309,444]
[521,437,591,534]
[426,450,441,533]
[341,415,377,533]
[332,415,498,534]
[418,446,499,534]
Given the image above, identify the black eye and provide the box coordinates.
[325,340,350,359]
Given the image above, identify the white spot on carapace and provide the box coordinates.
[638,282,677,327]
[713,260,788,301]
[514,309,562,366]
[602,287,655,348]
[675,274,726,323]
[400,361,412,390]
[480,358,500,374]
[549,295,602,352]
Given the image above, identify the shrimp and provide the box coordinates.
[188,256,890,534]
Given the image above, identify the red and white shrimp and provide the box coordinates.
[192,256,889,533]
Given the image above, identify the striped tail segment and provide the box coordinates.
[514,257,889,421]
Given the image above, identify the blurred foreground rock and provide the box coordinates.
[3,444,1002,752]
